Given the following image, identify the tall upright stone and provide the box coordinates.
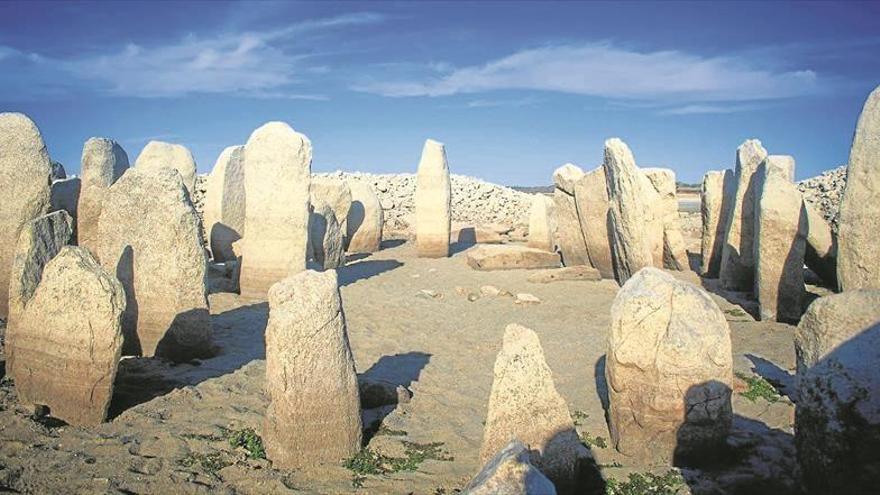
[10,246,125,427]
[838,85,880,291]
[309,203,345,270]
[415,139,452,258]
[754,167,806,323]
[607,268,733,464]
[552,163,591,267]
[77,138,129,254]
[574,166,614,279]
[239,122,312,298]
[803,202,837,288]
[795,291,880,493]
[96,168,211,362]
[527,194,555,252]
[263,269,362,469]
[0,113,52,318]
[699,170,731,277]
[5,210,73,378]
[719,139,769,291]
[134,140,197,194]
[204,145,246,262]
[345,181,383,253]
[643,168,688,270]
[49,177,80,244]
[480,324,589,493]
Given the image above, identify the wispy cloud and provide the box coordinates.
[467,95,541,108]
[658,103,759,115]
[356,42,825,104]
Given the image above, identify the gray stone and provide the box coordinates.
[134,140,197,194]
[552,163,590,267]
[700,169,735,277]
[464,440,557,495]
[574,166,614,278]
[309,203,345,270]
[204,145,245,263]
[77,138,129,254]
[49,177,80,244]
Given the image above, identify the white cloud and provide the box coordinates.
[357,42,823,103]
[467,96,541,108]
[659,104,758,115]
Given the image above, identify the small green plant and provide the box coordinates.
[723,308,748,318]
[571,410,590,426]
[605,470,685,495]
[580,433,607,449]
[342,441,453,487]
[225,427,266,460]
[179,452,229,474]
[735,372,781,403]
[390,441,453,471]
[376,425,408,437]
[600,460,623,468]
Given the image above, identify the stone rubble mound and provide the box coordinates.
[796,165,846,233]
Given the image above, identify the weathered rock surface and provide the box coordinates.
[345,181,383,253]
[552,163,590,267]
[795,291,880,493]
[77,138,129,254]
[797,165,845,233]
[803,201,837,288]
[49,178,80,244]
[838,85,880,290]
[10,246,125,426]
[204,145,245,263]
[263,269,362,469]
[134,140,197,194]
[606,268,733,464]
[643,168,688,270]
[720,139,769,291]
[527,266,601,284]
[96,168,211,362]
[700,169,734,277]
[480,324,589,492]
[0,113,52,318]
[574,166,614,278]
[754,168,806,323]
[239,122,312,298]
[311,177,352,233]
[464,439,557,495]
[466,245,560,271]
[415,139,452,258]
[309,203,345,270]
[527,194,555,252]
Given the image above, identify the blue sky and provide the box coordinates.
[1,1,878,185]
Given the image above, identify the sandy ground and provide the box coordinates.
[0,226,816,494]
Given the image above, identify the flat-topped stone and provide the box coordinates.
[466,245,561,271]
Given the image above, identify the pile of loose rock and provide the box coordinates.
[797,165,846,233]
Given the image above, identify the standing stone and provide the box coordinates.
[719,139,769,291]
[96,168,211,362]
[49,177,80,244]
[700,170,734,277]
[603,139,658,284]
[480,324,589,492]
[203,145,245,263]
[574,166,614,278]
[134,140,198,194]
[552,163,591,267]
[263,269,362,469]
[643,168,688,270]
[50,160,66,181]
[10,246,125,427]
[763,155,796,182]
[803,202,837,288]
[415,139,452,258]
[795,291,880,493]
[838,85,880,291]
[527,194,555,252]
[754,168,806,323]
[309,203,345,269]
[239,122,312,298]
[465,439,557,495]
[311,177,352,233]
[346,181,383,253]
[77,138,129,254]
[5,210,73,378]
[606,268,733,464]
[0,113,52,318]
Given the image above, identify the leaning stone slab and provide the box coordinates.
[527,194,555,252]
[5,210,73,378]
[795,291,880,493]
[467,245,560,271]
[415,139,452,258]
[643,168,688,270]
[700,169,734,277]
[464,439,557,495]
[552,163,590,267]
[239,122,312,298]
[263,269,362,469]
[719,139,769,291]
[49,177,80,244]
[96,167,211,362]
[77,138,129,254]
[204,145,246,263]
[838,85,880,290]
[345,181,383,253]
[0,113,52,318]
[11,246,125,427]
[607,268,733,464]
[754,168,806,323]
[134,140,197,194]
[309,203,345,270]
[527,266,601,283]
[481,324,589,492]
[574,166,614,278]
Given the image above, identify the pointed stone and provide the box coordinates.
[574,166,614,278]
[552,163,590,267]
[345,181,383,253]
[77,138,129,254]
[465,439,557,495]
[204,145,245,262]
[700,169,735,277]
[239,122,312,298]
[10,246,125,426]
[49,178,80,244]
[415,139,452,258]
[527,194,555,252]
[134,140,197,193]
[0,113,52,318]
[263,269,362,469]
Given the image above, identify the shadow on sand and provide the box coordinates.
[338,259,403,287]
[358,351,431,441]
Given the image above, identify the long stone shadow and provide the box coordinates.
[108,301,269,419]
[594,355,610,422]
[337,259,403,287]
[745,353,796,401]
[450,227,477,255]
[358,351,431,441]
